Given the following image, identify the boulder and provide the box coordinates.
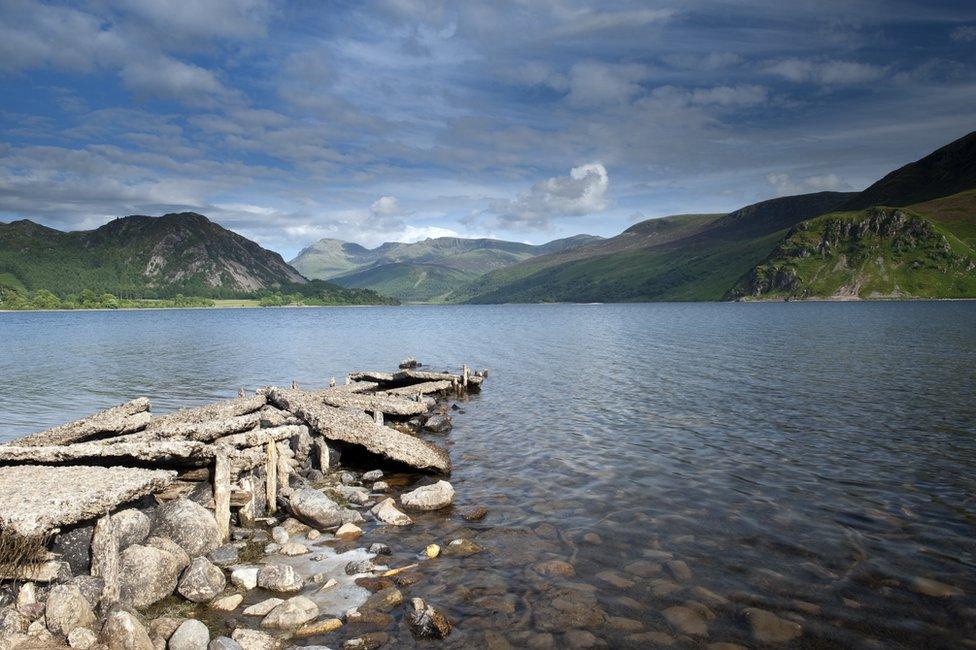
[0,607,29,635]
[146,537,191,570]
[150,499,221,558]
[257,564,304,594]
[400,481,455,511]
[260,596,319,630]
[178,558,226,603]
[68,627,98,649]
[70,576,104,610]
[230,567,259,591]
[114,509,151,550]
[149,617,183,642]
[288,489,344,529]
[120,544,182,609]
[168,619,209,650]
[371,498,412,526]
[423,414,452,433]
[230,628,280,650]
[44,584,96,638]
[408,598,451,639]
[208,638,243,650]
[101,610,153,650]
[52,523,95,575]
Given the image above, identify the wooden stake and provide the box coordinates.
[91,513,119,611]
[277,442,290,491]
[265,437,278,514]
[315,438,330,471]
[238,476,257,526]
[213,447,231,542]
[463,365,469,388]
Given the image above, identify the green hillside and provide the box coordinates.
[452,192,853,303]
[332,262,480,303]
[0,213,395,306]
[289,233,603,301]
[728,207,976,300]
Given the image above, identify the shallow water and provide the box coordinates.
[2,302,975,648]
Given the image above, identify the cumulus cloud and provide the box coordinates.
[370,196,400,216]
[490,163,610,227]
[765,172,851,196]
[764,58,887,85]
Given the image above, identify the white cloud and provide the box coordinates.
[120,56,232,106]
[765,58,887,85]
[398,225,460,242]
[950,25,976,42]
[765,172,850,196]
[491,163,610,227]
[117,0,272,40]
[370,196,400,216]
[567,62,652,107]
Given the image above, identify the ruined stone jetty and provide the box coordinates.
[0,360,484,648]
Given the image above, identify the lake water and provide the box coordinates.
[2,302,975,648]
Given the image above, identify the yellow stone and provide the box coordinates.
[294,618,343,638]
[425,544,441,559]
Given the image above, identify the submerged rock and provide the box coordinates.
[424,414,453,433]
[294,618,343,638]
[178,557,226,603]
[343,633,388,650]
[169,619,209,650]
[257,564,304,593]
[442,538,482,558]
[408,598,451,639]
[151,499,222,558]
[401,481,455,511]
[460,506,488,521]
[289,489,345,529]
[119,544,182,609]
[910,577,964,597]
[359,587,403,613]
[742,608,802,643]
[663,606,708,637]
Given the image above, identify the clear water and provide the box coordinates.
[2,303,975,648]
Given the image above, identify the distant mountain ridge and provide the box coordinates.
[0,212,390,304]
[290,233,603,302]
[450,130,976,303]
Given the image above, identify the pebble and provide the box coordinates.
[307,529,321,540]
[442,538,482,557]
[346,559,376,575]
[460,506,488,521]
[242,599,284,617]
[372,481,389,491]
[294,618,343,638]
[362,470,383,482]
[624,560,661,577]
[230,567,259,591]
[533,560,575,577]
[582,533,602,545]
[425,544,441,559]
[278,542,309,556]
[339,471,357,485]
[595,570,634,589]
[270,526,289,545]
[210,594,243,612]
[563,629,599,648]
[369,543,391,556]
[667,560,692,582]
[336,523,362,540]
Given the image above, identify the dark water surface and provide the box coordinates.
[2,302,975,648]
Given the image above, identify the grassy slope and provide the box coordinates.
[910,189,976,252]
[454,191,854,303]
[729,207,976,300]
[332,262,480,303]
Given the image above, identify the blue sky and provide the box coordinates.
[1,1,975,259]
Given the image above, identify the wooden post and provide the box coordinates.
[314,438,329,471]
[238,476,257,526]
[90,513,119,612]
[373,410,383,425]
[213,447,231,542]
[277,443,290,491]
[265,437,278,514]
[463,365,469,388]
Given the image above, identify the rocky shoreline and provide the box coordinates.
[0,358,486,650]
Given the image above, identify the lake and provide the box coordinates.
[2,302,975,648]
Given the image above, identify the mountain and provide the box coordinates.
[290,234,603,302]
[842,131,976,210]
[0,212,390,304]
[450,130,976,303]
[451,191,854,303]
